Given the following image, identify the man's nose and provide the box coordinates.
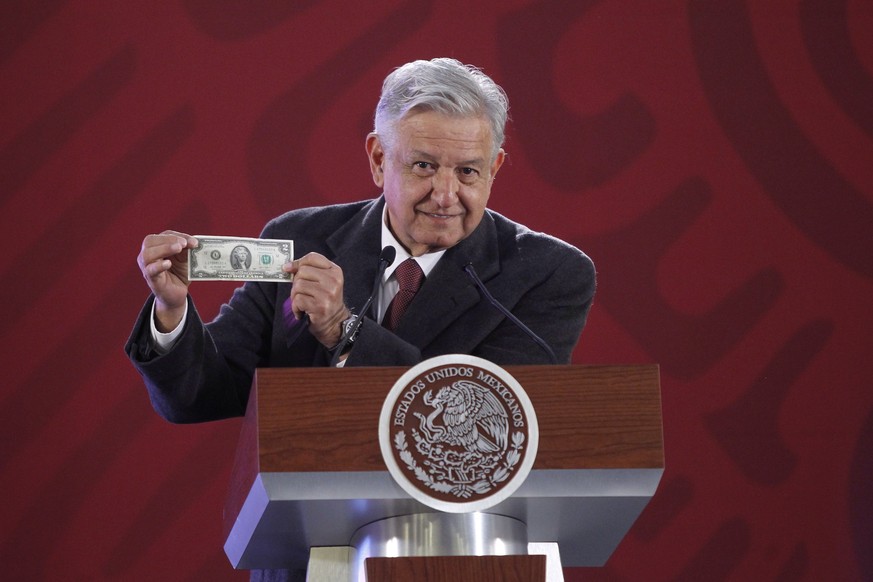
[431,170,459,206]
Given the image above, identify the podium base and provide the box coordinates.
[365,554,546,582]
[306,544,564,582]
[346,513,526,582]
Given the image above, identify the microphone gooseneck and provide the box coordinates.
[329,246,396,366]
[463,263,558,364]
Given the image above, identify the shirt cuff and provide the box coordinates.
[150,301,188,355]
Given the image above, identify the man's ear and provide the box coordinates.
[366,133,385,188]
[490,148,506,181]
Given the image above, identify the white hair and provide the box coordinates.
[373,58,509,160]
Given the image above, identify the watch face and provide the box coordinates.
[344,315,359,337]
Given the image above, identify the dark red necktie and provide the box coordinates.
[383,258,425,331]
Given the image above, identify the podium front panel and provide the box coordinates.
[224,365,663,571]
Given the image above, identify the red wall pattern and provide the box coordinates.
[2,1,871,580]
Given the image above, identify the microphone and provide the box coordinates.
[329,246,396,366]
[463,263,558,364]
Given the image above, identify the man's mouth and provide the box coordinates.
[419,210,460,220]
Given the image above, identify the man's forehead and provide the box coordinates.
[395,113,491,151]
[400,110,489,136]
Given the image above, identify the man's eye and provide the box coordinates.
[414,162,432,170]
[459,167,479,180]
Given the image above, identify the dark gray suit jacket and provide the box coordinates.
[126,197,595,423]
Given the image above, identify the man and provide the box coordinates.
[126,58,595,579]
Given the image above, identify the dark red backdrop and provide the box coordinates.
[2,1,871,580]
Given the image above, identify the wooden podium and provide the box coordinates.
[223,365,663,579]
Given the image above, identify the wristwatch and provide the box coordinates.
[334,313,361,355]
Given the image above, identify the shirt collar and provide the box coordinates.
[380,204,446,280]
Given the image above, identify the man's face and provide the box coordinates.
[367,110,505,256]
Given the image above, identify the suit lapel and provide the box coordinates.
[326,198,385,316]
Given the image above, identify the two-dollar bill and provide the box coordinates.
[189,236,293,282]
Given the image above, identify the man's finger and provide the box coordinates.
[295,252,334,269]
[141,241,183,266]
[143,258,173,280]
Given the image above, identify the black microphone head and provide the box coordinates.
[380,245,397,267]
[463,262,480,283]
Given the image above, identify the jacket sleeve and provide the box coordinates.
[125,278,279,423]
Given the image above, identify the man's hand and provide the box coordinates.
[137,230,198,332]
[285,252,349,348]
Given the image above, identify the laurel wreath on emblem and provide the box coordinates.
[393,429,525,499]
